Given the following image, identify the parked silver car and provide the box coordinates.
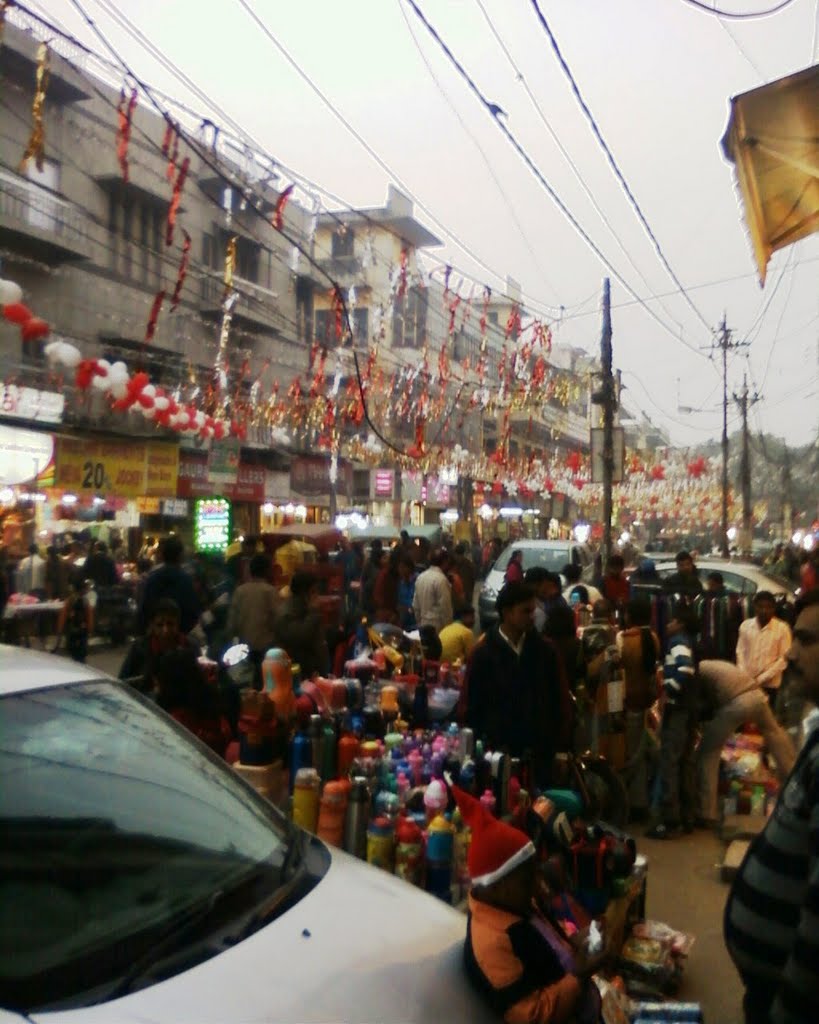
[0,647,495,1024]
[651,557,796,600]
[478,539,594,629]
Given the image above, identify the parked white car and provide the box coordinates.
[0,647,495,1024]
[478,539,594,628]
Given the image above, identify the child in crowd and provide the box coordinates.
[647,606,700,839]
[454,784,604,1023]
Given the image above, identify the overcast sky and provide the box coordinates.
[42,0,819,449]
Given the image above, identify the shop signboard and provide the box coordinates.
[162,498,189,518]
[177,451,266,502]
[55,438,178,498]
[264,470,290,501]
[136,497,161,514]
[290,455,352,498]
[401,471,421,503]
[194,497,231,553]
[371,469,394,499]
[0,384,64,424]
[0,424,54,486]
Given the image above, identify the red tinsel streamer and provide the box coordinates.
[397,247,409,301]
[273,184,295,231]
[166,156,190,247]
[447,296,461,336]
[116,87,137,183]
[170,231,191,310]
[479,286,492,338]
[331,287,344,341]
[163,121,180,182]
[415,416,426,453]
[144,290,166,344]
[505,302,521,340]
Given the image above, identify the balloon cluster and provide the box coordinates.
[0,279,50,344]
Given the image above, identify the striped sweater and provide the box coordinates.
[724,725,819,1023]
[662,633,697,710]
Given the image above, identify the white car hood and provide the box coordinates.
[32,845,497,1024]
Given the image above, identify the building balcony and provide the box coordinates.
[0,169,94,264]
[510,403,590,449]
[199,270,289,336]
[316,254,366,287]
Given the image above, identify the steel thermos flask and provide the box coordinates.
[343,776,370,859]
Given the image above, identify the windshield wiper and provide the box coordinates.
[102,888,227,1001]
[224,831,309,946]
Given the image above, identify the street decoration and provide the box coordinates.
[18,41,49,174]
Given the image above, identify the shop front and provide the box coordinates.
[177,450,267,544]
[50,435,180,556]
[0,423,55,555]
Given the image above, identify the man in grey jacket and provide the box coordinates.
[696,658,795,827]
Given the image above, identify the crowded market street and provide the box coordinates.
[2,2,818,1023]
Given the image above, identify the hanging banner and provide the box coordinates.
[55,437,178,497]
[208,436,241,486]
[290,455,352,498]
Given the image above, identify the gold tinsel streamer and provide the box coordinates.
[222,235,237,301]
[19,42,50,174]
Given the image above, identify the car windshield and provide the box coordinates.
[493,545,571,574]
[0,680,295,1011]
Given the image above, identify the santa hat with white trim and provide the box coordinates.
[452,785,535,888]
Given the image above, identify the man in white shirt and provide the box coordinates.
[736,591,792,705]
[412,549,453,634]
[16,543,47,598]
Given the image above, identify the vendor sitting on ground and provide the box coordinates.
[453,784,604,1024]
[119,597,199,694]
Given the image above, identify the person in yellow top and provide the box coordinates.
[439,603,477,664]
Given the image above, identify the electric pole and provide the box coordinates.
[710,317,748,558]
[600,278,615,568]
[733,373,760,558]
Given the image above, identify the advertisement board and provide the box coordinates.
[194,498,232,553]
[55,437,178,497]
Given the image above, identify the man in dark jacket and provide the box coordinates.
[276,571,330,678]
[138,535,201,635]
[466,581,562,789]
[662,550,704,599]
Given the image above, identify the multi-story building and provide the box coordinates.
[0,21,316,547]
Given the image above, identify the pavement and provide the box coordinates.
[82,641,745,1021]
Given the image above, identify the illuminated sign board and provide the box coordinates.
[194,497,231,553]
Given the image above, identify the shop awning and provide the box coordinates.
[721,63,819,284]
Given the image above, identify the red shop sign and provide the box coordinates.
[177,451,265,502]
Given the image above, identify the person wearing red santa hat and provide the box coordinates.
[453,785,604,1024]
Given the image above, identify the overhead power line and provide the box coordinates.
[471,0,685,336]
[402,0,714,364]
[397,1,558,297]
[678,0,799,19]
[527,0,713,334]
[232,0,566,313]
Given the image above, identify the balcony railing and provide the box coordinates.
[0,169,92,261]
[200,270,288,335]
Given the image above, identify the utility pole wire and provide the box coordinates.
[710,317,750,557]
[471,0,686,336]
[678,0,798,20]
[527,0,713,334]
[403,0,714,364]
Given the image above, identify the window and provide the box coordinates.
[487,311,499,326]
[393,286,427,349]
[0,681,313,1012]
[331,226,355,259]
[315,303,368,349]
[212,228,260,283]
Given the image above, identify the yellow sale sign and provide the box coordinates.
[55,437,178,498]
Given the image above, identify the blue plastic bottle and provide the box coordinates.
[289,728,312,793]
